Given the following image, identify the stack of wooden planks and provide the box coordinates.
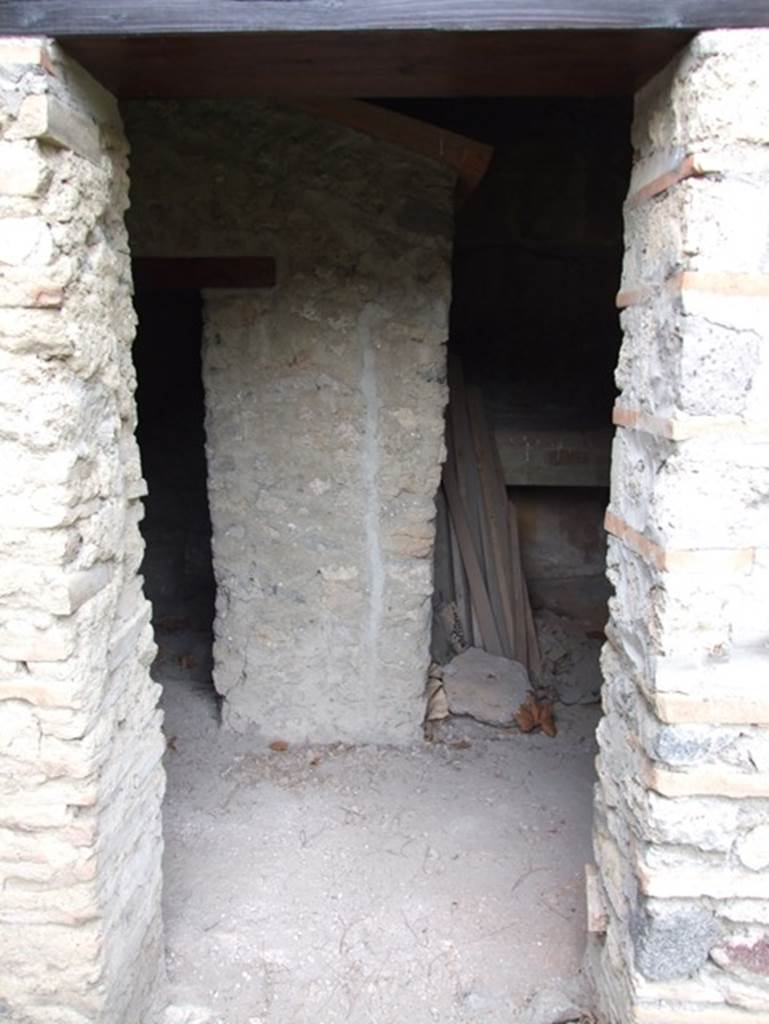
[433,355,541,679]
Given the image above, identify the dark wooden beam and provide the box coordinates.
[3,0,768,35]
[290,99,493,190]
[132,258,276,290]
[60,31,694,98]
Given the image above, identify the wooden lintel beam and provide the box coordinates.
[3,1,769,35]
[291,98,494,193]
[60,31,694,101]
[132,257,276,291]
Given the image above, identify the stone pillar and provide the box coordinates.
[124,101,453,745]
[591,30,769,1024]
[0,39,164,1022]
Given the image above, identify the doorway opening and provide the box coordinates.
[133,288,218,732]
[122,94,630,1022]
[424,97,629,740]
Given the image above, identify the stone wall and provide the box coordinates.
[0,38,164,1024]
[515,487,610,630]
[124,101,453,743]
[590,29,769,1024]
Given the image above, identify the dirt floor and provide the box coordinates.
[156,626,600,1024]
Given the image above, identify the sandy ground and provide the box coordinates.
[156,627,600,1024]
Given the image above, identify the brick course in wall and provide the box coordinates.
[590,29,769,1024]
[0,39,164,1023]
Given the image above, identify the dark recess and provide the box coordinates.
[386,96,632,420]
[133,290,216,646]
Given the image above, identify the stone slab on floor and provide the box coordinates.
[441,647,531,726]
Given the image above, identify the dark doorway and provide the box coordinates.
[133,288,217,710]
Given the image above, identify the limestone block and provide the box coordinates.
[647,761,769,800]
[77,499,133,569]
[7,93,101,165]
[721,901,769,927]
[633,31,769,157]
[0,670,82,712]
[605,539,769,695]
[0,872,102,926]
[0,780,90,830]
[639,857,769,900]
[0,826,90,876]
[652,648,769,705]
[632,972,725,1006]
[46,40,123,136]
[0,919,104,1011]
[0,700,44,763]
[623,176,769,289]
[609,427,769,550]
[0,561,111,616]
[0,305,69,356]
[643,793,738,853]
[616,298,767,421]
[714,974,769,1014]
[0,267,63,308]
[0,618,76,661]
[737,827,769,872]
[0,215,53,266]
[0,38,53,71]
[0,141,49,195]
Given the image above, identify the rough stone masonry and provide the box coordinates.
[0,39,165,1024]
[3,23,769,1024]
[124,100,454,744]
[591,29,769,1024]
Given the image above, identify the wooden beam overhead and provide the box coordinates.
[290,99,493,191]
[132,258,276,291]
[3,0,769,35]
[55,30,696,98]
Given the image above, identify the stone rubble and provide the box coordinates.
[437,645,530,726]
[535,609,603,706]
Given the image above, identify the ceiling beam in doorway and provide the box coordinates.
[53,30,696,98]
[290,99,493,192]
[3,1,769,35]
[132,258,276,291]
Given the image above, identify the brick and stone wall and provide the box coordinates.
[7,26,766,1024]
[0,38,164,1024]
[590,29,769,1024]
[124,101,453,743]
